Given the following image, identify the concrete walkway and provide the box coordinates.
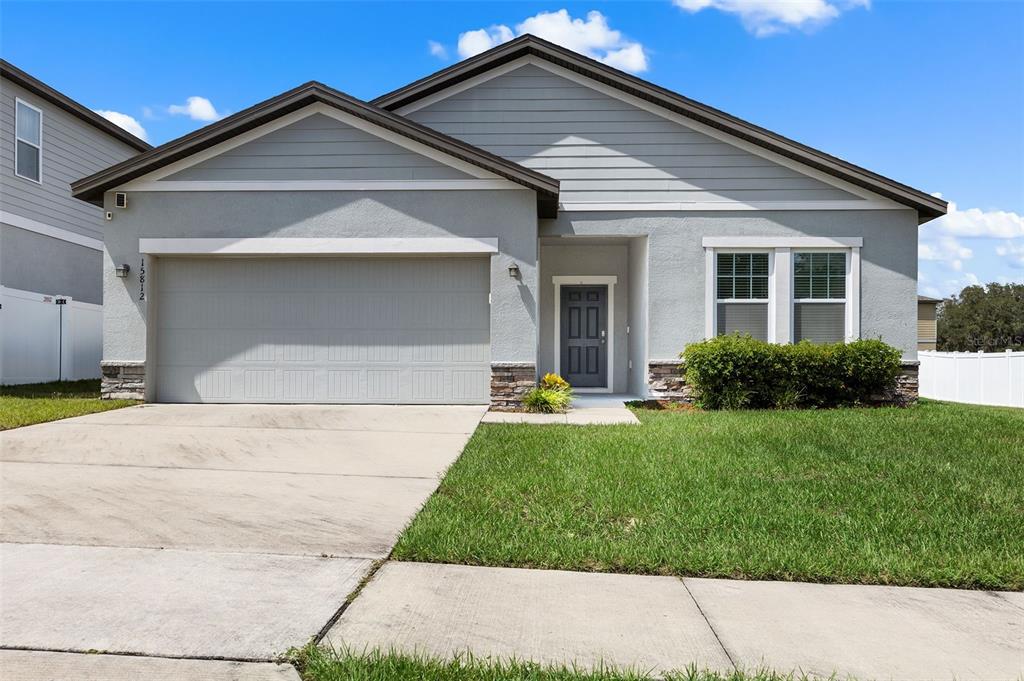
[481,394,641,425]
[0,404,485,664]
[328,562,1024,680]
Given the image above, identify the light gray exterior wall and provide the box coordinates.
[0,77,139,241]
[539,240,630,392]
[102,189,538,370]
[1,223,102,303]
[541,209,920,360]
[406,64,861,205]
[627,237,649,395]
[165,113,474,182]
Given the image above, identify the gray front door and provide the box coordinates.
[560,285,608,388]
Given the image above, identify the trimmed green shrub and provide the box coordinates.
[522,373,574,413]
[682,335,902,410]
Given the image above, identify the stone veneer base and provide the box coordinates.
[877,361,920,406]
[490,362,537,411]
[646,359,919,407]
[101,361,146,400]
[647,359,694,403]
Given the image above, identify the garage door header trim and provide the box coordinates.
[139,237,500,256]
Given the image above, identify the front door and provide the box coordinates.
[560,285,608,388]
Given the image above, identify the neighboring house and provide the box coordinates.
[917,295,941,351]
[1,60,149,383]
[71,36,946,405]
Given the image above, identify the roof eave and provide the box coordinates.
[374,36,947,222]
[1,59,151,152]
[72,82,560,213]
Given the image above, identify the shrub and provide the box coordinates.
[682,335,902,410]
[539,373,570,392]
[522,373,574,413]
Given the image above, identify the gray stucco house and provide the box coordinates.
[1,60,149,382]
[72,36,946,405]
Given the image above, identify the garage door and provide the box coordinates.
[155,257,491,404]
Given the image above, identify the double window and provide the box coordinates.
[710,244,856,344]
[15,99,42,183]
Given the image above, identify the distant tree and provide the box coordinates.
[937,283,1024,351]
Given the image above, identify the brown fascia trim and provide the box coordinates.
[71,80,559,217]
[373,35,947,223]
[1,59,151,152]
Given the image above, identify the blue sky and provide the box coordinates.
[3,1,1022,297]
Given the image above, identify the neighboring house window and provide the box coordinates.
[716,252,770,341]
[793,252,847,344]
[15,99,42,182]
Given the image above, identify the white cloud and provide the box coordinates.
[168,96,224,122]
[673,0,869,37]
[920,200,1023,295]
[925,200,1024,240]
[94,110,148,142]
[942,272,981,294]
[428,40,448,60]
[456,10,648,73]
[919,235,973,267]
[996,241,1024,269]
[457,25,515,59]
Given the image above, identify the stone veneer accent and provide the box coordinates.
[101,361,146,400]
[490,362,537,410]
[647,359,695,403]
[870,361,919,406]
[649,359,919,406]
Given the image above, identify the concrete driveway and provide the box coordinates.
[0,404,484,661]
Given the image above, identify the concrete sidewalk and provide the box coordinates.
[0,650,300,681]
[328,562,1024,680]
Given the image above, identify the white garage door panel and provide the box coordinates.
[156,257,490,404]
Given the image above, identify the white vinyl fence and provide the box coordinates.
[0,286,102,385]
[919,350,1024,408]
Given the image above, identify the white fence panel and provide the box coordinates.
[0,286,103,384]
[919,350,1024,408]
[66,300,103,381]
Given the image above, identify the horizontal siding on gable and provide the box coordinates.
[406,64,862,206]
[165,113,473,182]
[0,78,141,240]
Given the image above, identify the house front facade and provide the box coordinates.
[73,36,945,405]
[1,60,149,383]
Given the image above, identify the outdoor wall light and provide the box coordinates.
[115,264,131,278]
[508,262,521,279]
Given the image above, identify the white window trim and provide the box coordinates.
[14,98,42,184]
[702,237,863,249]
[704,241,861,344]
[708,250,775,342]
[552,275,616,393]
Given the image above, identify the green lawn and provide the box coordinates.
[0,379,137,430]
[394,400,1024,590]
[295,646,804,681]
